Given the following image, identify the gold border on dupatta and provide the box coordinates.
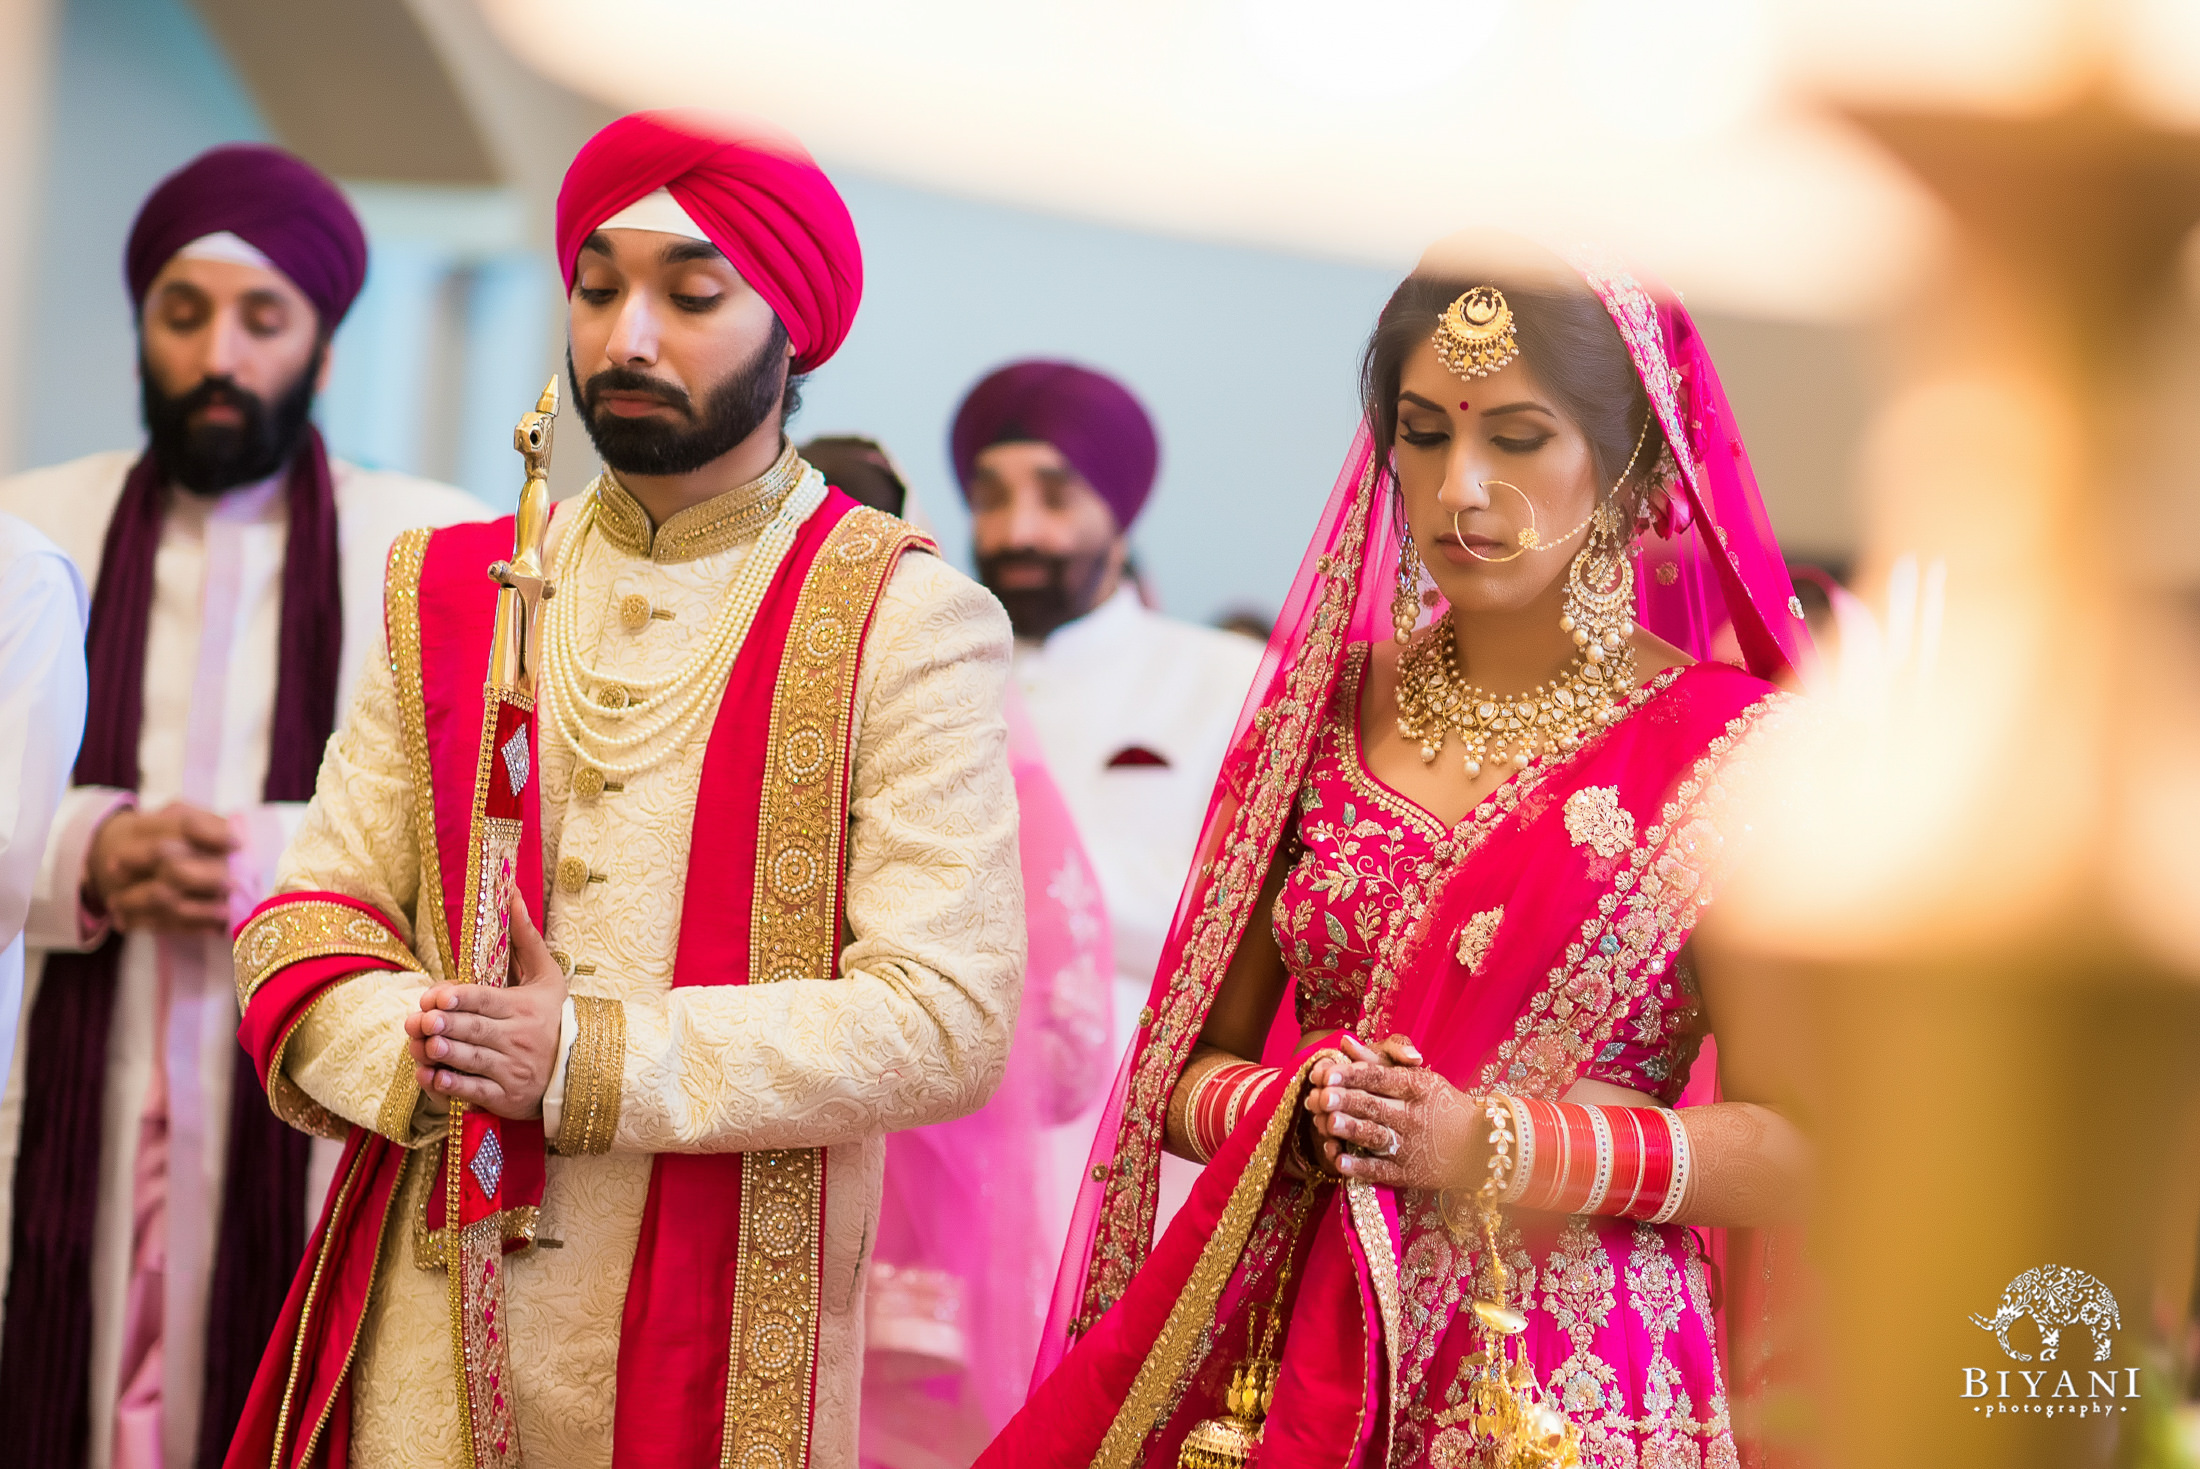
[266,1134,404,1469]
[1478,689,1792,1100]
[384,527,457,984]
[1093,1055,1329,1469]
[721,506,926,1469]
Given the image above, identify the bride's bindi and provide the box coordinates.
[1458,400,1471,411]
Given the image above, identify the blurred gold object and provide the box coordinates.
[1435,286,1520,380]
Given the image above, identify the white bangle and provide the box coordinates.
[1500,1094,1534,1205]
[1582,1105,1616,1217]
[1648,1109,1692,1225]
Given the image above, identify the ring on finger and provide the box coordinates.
[1383,1129,1400,1157]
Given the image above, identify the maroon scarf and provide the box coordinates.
[0,428,342,1468]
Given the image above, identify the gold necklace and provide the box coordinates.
[1394,616,1635,778]
[541,464,824,782]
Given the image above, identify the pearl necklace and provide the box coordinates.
[542,464,825,782]
[1394,616,1635,778]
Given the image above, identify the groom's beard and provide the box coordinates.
[975,545,1114,641]
[141,346,321,496]
[571,323,788,478]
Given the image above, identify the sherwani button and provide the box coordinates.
[557,855,590,893]
[619,593,652,630]
[574,766,606,799]
[597,684,631,711]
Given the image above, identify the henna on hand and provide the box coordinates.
[1302,1034,1487,1192]
[1668,1101,1809,1227]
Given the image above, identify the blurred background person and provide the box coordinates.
[0,509,88,1148]
[801,430,1115,1468]
[802,432,910,517]
[950,359,1265,1237]
[0,145,481,1469]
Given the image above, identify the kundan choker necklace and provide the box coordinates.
[1394,613,1636,778]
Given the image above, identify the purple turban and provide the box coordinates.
[125,144,368,330]
[950,361,1160,530]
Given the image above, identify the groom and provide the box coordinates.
[227,112,1024,1469]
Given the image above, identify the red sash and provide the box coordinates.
[229,489,925,1468]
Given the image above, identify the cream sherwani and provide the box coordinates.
[0,451,484,1468]
[272,468,1024,1468]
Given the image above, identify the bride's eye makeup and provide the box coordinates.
[1400,425,1449,448]
[1491,432,1553,454]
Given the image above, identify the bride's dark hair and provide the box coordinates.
[1359,238,1664,507]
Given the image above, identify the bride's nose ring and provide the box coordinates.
[1459,481,1538,563]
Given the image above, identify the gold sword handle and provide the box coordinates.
[488,379,560,694]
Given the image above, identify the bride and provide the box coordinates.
[977,235,1813,1469]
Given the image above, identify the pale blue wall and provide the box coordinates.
[18,0,269,471]
[799,174,1399,624]
[18,0,1407,624]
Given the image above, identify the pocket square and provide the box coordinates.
[1105,745,1170,769]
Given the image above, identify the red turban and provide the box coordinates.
[556,112,863,372]
[125,144,368,330]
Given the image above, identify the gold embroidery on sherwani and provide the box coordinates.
[592,444,807,563]
[723,505,924,1469]
[236,898,424,1005]
[386,527,458,984]
[553,996,625,1156]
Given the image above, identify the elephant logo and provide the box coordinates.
[1968,1265,2120,1363]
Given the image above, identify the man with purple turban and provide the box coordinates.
[951,361,1261,1236]
[0,144,483,1469]
[225,113,1020,1469]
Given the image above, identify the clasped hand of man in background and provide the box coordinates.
[85,799,237,932]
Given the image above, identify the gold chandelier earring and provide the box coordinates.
[1558,497,1638,695]
[1393,525,1429,647]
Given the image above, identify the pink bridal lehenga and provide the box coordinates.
[982,248,1812,1469]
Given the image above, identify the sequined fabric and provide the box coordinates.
[1271,652,1738,1469]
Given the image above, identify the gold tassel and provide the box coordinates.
[1177,1179,1319,1468]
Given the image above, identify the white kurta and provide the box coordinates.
[0,512,89,1103]
[0,449,485,1469]
[1010,585,1263,1220]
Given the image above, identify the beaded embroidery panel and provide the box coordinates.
[723,505,927,1469]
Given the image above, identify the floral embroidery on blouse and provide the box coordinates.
[1272,657,1444,1034]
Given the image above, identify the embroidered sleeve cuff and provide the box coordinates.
[552,995,625,1156]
